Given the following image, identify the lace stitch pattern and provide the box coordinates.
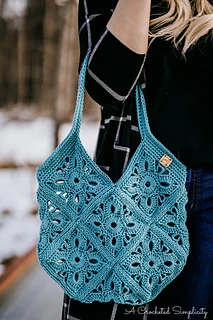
[36,51,190,305]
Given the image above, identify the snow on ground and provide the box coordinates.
[0,112,100,274]
[0,168,40,275]
[0,115,100,166]
[0,214,40,274]
[0,168,38,217]
[0,116,55,166]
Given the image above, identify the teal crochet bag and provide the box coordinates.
[36,51,190,305]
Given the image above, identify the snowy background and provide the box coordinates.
[0,0,102,286]
[0,109,100,277]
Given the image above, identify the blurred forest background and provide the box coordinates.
[0,0,99,123]
[0,1,100,314]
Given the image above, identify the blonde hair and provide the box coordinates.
[149,0,213,54]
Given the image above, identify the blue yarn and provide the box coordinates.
[36,51,190,305]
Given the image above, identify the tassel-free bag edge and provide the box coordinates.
[36,50,190,305]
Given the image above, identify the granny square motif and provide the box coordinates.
[36,51,190,305]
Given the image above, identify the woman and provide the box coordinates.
[61,0,213,319]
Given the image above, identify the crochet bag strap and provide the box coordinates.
[69,50,151,141]
[69,51,91,136]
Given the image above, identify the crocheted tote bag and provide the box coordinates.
[36,51,190,305]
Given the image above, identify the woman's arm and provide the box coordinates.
[107,0,151,54]
[78,0,151,111]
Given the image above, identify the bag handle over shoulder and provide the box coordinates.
[69,51,91,136]
[70,49,152,141]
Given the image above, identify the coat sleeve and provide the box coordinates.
[78,0,146,111]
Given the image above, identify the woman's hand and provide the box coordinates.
[106,0,151,54]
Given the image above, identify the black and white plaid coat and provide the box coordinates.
[61,0,213,319]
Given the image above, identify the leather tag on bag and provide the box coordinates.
[160,154,172,167]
